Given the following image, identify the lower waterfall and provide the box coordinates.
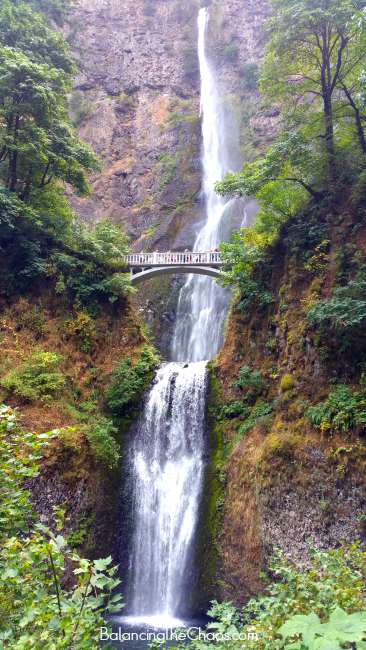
[126,362,208,624]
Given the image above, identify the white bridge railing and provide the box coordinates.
[124,252,225,266]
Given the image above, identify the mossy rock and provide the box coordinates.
[287,330,297,345]
[259,431,298,464]
[281,374,295,391]
[310,278,323,293]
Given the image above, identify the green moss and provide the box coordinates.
[287,331,297,345]
[191,359,224,611]
[281,373,295,391]
[259,431,299,465]
[310,278,323,293]
[279,284,288,295]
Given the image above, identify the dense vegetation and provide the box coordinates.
[205,0,366,645]
[0,3,155,646]
[0,406,123,649]
[162,543,366,650]
[217,0,366,372]
[2,0,366,647]
[0,1,134,306]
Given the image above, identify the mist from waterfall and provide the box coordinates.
[171,7,233,363]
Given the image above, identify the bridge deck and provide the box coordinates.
[124,252,225,268]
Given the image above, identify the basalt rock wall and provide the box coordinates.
[64,0,273,355]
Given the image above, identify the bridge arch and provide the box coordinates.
[129,265,223,286]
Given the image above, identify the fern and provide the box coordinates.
[307,385,366,433]
[307,280,366,328]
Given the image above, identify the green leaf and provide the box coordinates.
[279,612,323,646]
[48,617,62,631]
[314,638,341,650]
[327,608,366,642]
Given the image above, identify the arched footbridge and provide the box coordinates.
[122,252,227,286]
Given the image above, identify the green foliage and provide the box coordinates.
[278,608,366,650]
[0,405,123,648]
[281,373,295,391]
[67,513,95,548]
[232,365,267,399]
[220,401,248,418]
[68,91,94,127]
[84,419,120,468]
[307,281,366,330]
[1,350,65,402]
[0,6,100,199]
[47,219,135,314]
[168,543,366,650]
[0,2,133,308]
[219,230,274,310]
[106,346,160,418]
[215,0,366,255]
[182,46,199,75]
[157,151,181,189]
[236,401,274,437]
[222,43,239,62]
[0,2,74,71]
[240,62,261,89]
[306,385,366,434]
[9,0,72,26]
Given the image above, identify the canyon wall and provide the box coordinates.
[65,0,272,355]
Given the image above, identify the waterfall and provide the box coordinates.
[126,362,208,625]
[171,7,233,363]
[124,8,233,627]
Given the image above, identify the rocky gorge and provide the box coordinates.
[2,0,366,629]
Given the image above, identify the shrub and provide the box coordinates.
[105,346,160,418]
[221,401,248,418]
[281,373,295,391]
[0,406,123,648]
[223,43,239,61]
[237,401,274,437]
[84,419,120,468]
[68,91,94,127]
[307,385,366,434]
[232,365,267,402]
[307,280,366,329]
[166,543,366,650]
[67,311,95,352]
[182,46,199,75]
[1,350,65,402]
[240,61,261,89]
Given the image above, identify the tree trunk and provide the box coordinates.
[341,83,366,156]
[9,115,20,192]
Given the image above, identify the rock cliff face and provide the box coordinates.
[66,0,273,249]
[206,219,366,608]
[66,0,203,252]
[64,0,273,355]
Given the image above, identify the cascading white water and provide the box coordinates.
[172,7,233,363]
[127,362,207,624]
[125,8,235,628]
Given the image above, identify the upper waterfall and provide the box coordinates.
[171,8,233,363]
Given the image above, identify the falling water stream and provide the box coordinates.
[172,8,233,363]
[112,8,237,642]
